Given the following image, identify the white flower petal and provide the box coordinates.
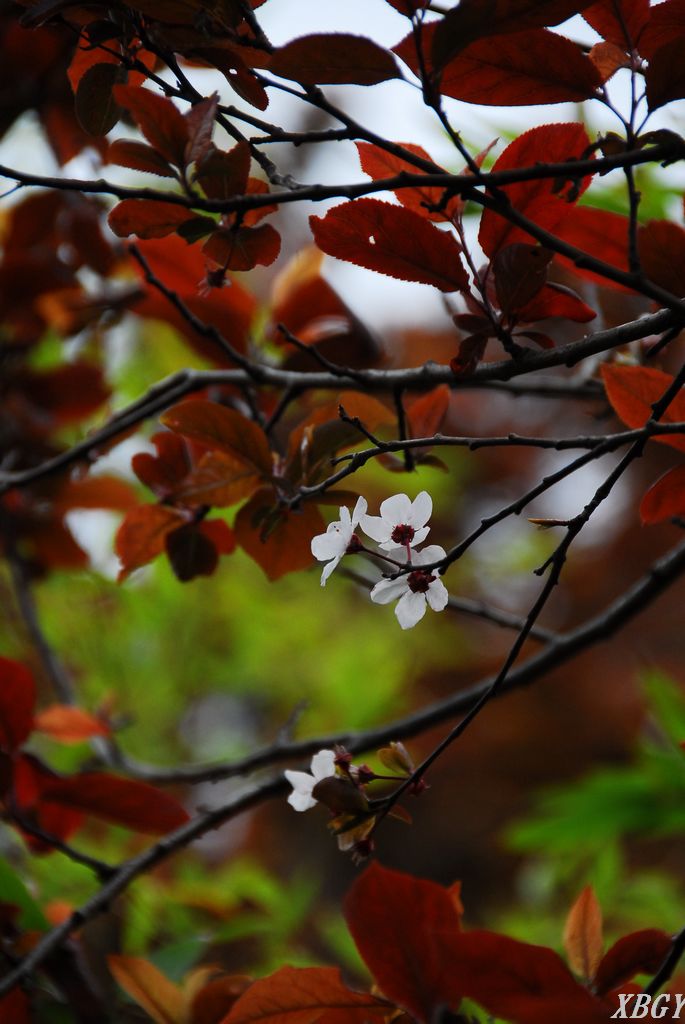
[379,493,412,525]
[339,506,351,528]
[360,514,391,544]
[411,526,430,547]
[351,496,368,525]
[395,590,427,629]
[412,544,447,566]
[320,555,341,586]
[408,491,432,528]
[310,749,336,781]
[287,789,318,812]
[370,577,409,605]
[312,526,347,559]
[426,578,449,611]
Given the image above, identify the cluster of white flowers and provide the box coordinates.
[310,491,449,630]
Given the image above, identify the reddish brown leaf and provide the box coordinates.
[220,965,390,1023]
[51,475,138,514]
[75,62,124,136]
[41,772,189,834]
[113,85,189,166]
[12,754,85,851]
[18,363,110,424]
[493,244,552,315]
[563,886,604,981]
[68,29,120,94]
[554,206,631,290]
[601,364,685,454]
[646,40,685,110]
[640,466,685,524]
[437,29,601,106]
[172,451,262,507]
[516,282,596,322]
[451,332,489,376]
[430,0,595,70]
[638,220,685,296]
[639,0,685,61]
[356,141,462,223]
[108,139,176,177]
[185,93,219,167]
[594,929,673,996]
[588,41,630,82]
[190,973,252,1024]
[202,223,281,271]
[33,706,110,744]
[234,490,324,581]
[165,522,220,582]
[108,199,196,239]
[583,0,650,50]
[270,33,400,86]
[108,955,183,1024]
[478,123,593,256]
[407,385,451,438]
[344,863,463,1022]
[195,142,251,200]
[0,988,32,1024]
[310,199,468,292]
[115,505,188,580]
[133,433,192,498]
[160,401,273,476]
[0,657,36,753]
[199,519,237,554]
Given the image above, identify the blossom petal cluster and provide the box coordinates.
[310,490,449,629]
[284,749,336,812]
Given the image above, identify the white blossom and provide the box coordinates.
[360,491,432,552]
[285,749,337,812]
[370,545,448,629]
[310,496,367,585]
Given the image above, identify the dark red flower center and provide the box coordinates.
[391,523,415,545]
[407,570,434,594]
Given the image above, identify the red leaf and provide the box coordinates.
[107,139,176,177]
[108,955,181,1024]
[478,123,593,257]
[133,433,192,498]
[234,490,324,581]
[493,243,552,316]
[19,362,110,424]
[516,282,596,322]
[113,85,189,167]
[195,142,251,200]
[430,0,595,69]
[51,475,138,514]
[165,522,220,582]
[33,706,110,744]
[356,141,462,223]
[344,863,463,1022]
[269,33,400,86]
[310,199,468,292]
[407,385,451,438]
[451,332,489,376]
[115,505,188,581]
[75,62,124,136]
[108,199,197,239]
[554,206,631,290]
[594,929,673,996]
[0,658,36,753]
[185,92,219,167]
[199,519,237,554]
[221,965,391,1023]
[68,28,120,94]
[639,0,685,62]
[640,466,685,524]
[202,223,281,271]
[638,220,685,296]
[563,886,604,981]
[588,41,630,82]
[12,754,85,851]
[646,40,685,110]
[437,29,601,106]
[41,772,189,834]
[601,364,685,454]
[583,0,650,50]
[160,400,273,476]
[172,451,262,507]
[0,987,32,1024]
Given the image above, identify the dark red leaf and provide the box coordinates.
[594,929,673,995]
[310,199,468,292]
[234,490,325,581]
[171,451,262,507]
[356,141,462,223]
[113,85,189,166]
[132,433,192,498]
[165,522,220,581]
[185,92,219,167]
[516,282,596,322]
[115,505,188,581]
[451,332,490,376]
[0,658,36,753]
[160,400,273,476]
[107,139,176,177]
[517,329,556,349]
[407,385,451,438]
[108,199,196,239]
[493,243,552,316]
[646,40,685,110]
[478,123,593,257]
[640,466,685,524]
[195,142,251,200]
[344,863,463,1022]
[199,519,236,554]
[554,206,631,289]
[437,29,601,106]
[202,223,281,271]
[583,0,650,50]
[74,62,124,136]
[12,754,85,852]
[638,220,685,295]
[430,0,595,70]
[40,772,189,834]
[68,28,120,93]
[50,475,138,514]
[17,363,110,424]
[270,33,400,86]
[221,965,391,1023]
[639,0,685,61]
[601,364,685,454]
[0,987,32,1024]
